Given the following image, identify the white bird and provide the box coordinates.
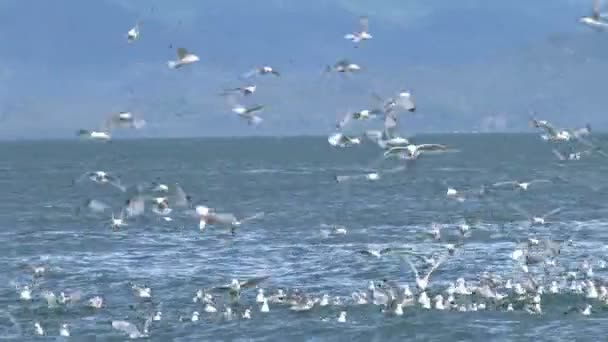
[328,132,361,148]
[222,84,257,97]
[77,129,111,141]
[191,311,200,322]
[242,66,280,78]
[510,204,562,225]
[260,298,270,313]
[111,211,127,230]
[167,48,200,69]
[242,308,252,319]
[404,255,446,291]
[59,323,70,337]
[492,179,551,191]
[112,319,150,339]
[325,59,362,74]
[383,144,448,160]
[19,285,32,301]
[87,296,103,309]
[256,289,265,303]
[357,247,393,258]
[34,322,44,336]
[74,171,126,192]
[581,0,608,29]
[530,118,573,141]
[127,22,140,43]
[336,109,382,129]
[215,276,270,300]
[106,111,146,130]
[132,284,152,299]
[344,16,372,44]
[337,311,347,323]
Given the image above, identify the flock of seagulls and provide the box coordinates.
[8,2,608,339]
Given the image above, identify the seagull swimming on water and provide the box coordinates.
[167,48,200,69]
[492,179,551,191]
[112,319,151,339]
[344,16,372,44]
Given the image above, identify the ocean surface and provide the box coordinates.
[1,134,608,341]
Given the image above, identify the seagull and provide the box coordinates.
[373,90,416,114]
[242,66,280,78]
[112,319,151,339]
[336,109,382,129]
[403,255,446,291]
[214,276,270,301]
[510,204,562,225]
[581,0,608,29]
[328,132,361,147]
[74,171,126,191]
[196,207,264,234]
[111,211,127,230]
[34,322,44,336]
[344,16,372,44]
[77,129,111,141]
[167,48,200,69]
[106,111,146,130]
[87,296,104,309]
[530,118,572,141]
[357,247,393,258]
[221,85,257,97]
[325,59,362,74]
[383,144,448,160]
[59,323,70,337]
[492,179,551,191]
[127,21,140,43]
[227,96,264,125]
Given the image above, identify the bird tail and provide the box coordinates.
[167,61,178,69]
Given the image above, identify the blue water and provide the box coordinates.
[1,134,608,341]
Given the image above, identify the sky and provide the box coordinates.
[0,0,606,139]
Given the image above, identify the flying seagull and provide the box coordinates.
[127,21,140,43]
[344,16,373,44]
[242,66,280,79]
[168,48,200,69]
[581,0,608,29]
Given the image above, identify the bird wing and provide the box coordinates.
[245,105,265,114]
[125,196,146,218]
[112,321,141,336]
[396,93,416,112]
[510,203,531,219]
[337,112,353,129]
[240,275,270,289]
[593,0,601,19]
[383,146,408,157]
[177,48,188,60]
[239,212,264,224]
[359,16,369,32]
[172,184,190,208]
[529,179,550,186]
[492,181,517,188]
[552,149,566,161]
[543,207,562,219]
[209,213,238,226]
[402,256,419,278]
[423,256,446,282]
[416,144,448,152]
